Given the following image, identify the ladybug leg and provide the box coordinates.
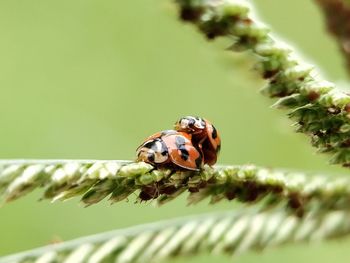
[198,136,206,145]
[148,166,157,173]
[197,143,204,158]
[139,183,160,201]
[158,169,185,197]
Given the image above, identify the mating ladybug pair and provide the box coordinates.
[136,116,221,171]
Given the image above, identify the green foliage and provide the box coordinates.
[2,160,350,215]
[175,0,350,167]
[2,208,350,263]
[1,0,350,263]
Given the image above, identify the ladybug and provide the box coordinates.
[136,130,203,171]
[174,116,221,165]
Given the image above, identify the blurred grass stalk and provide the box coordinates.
[175,0,350,168]
[315,0,350,75]
[1,208,350,263]
[1,160,350,262]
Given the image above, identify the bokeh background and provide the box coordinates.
[1,0,350,262]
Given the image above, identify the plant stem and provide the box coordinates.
[1,160,350,214]
[174,0,350,168]
[1,208,350,263]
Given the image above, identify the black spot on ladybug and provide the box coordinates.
[143,141,155,150]
[175,136,189,161]
[188,118,195,126]
[160,140,168,156]
[147,152,155,162]
[212,126,218,139]
[179,149,189,161]
[195,155,202,168]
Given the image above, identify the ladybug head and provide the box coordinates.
[174,116,206,134]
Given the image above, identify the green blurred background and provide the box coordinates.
[0,0,350,262]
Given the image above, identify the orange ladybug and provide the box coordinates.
[136,130,203,171]
[174,116,221,165]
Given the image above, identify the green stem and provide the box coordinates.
[1,160,350,214]
[1,208,350,263]
[174,0,350,168]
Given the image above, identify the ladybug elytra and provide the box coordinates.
[136,130,203,171]
[136,116,220,170]
[174,116,221,165]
